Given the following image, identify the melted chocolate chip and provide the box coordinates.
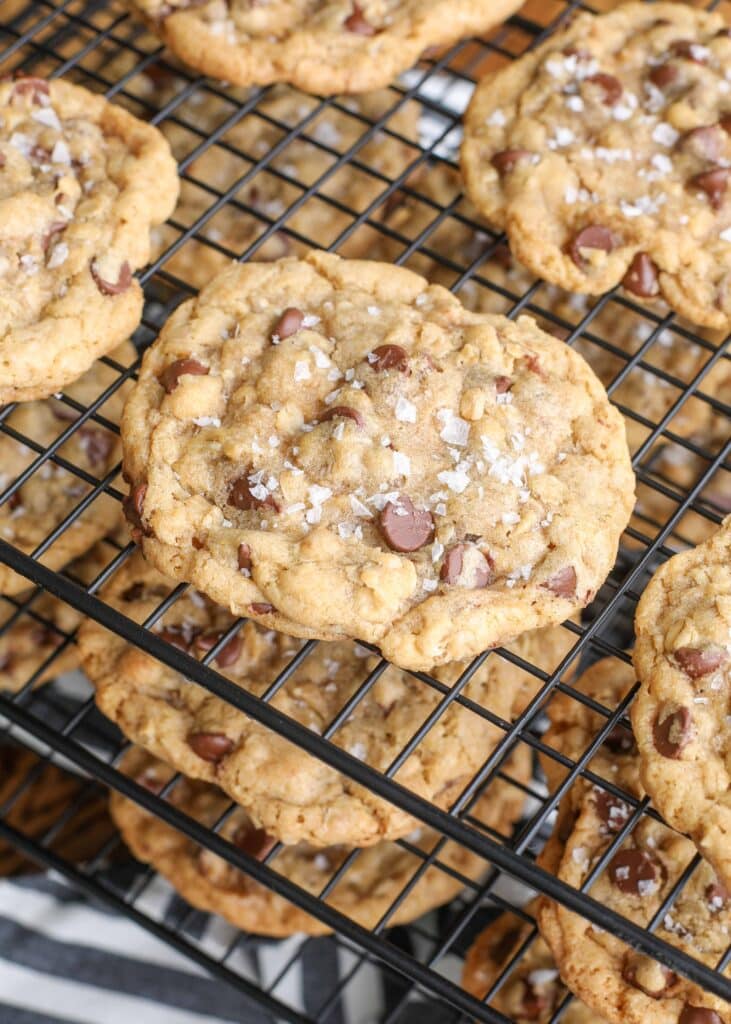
[541,566,577,598]
[679,1007,723,1024]
[586,72,623,105]
[158,627,190,653]
[569,225,615,267]
[680,125,724,162]
[12,77,49,103]
[78,427,114,468]
[187,731,233,763]
[121,582,146,602]
[603,724,637,756]
[249,602,275,615]
[271,307,304,341]
[193,630,243,669]
[369,344,409,372]
[653,705,692,758]
[621,954,677,998]
[520,980,553,1019]
[721,115,731,135]
[670,40,707,64]
[689,167,729,209]
[344,2,375,35]
[495,375,512,394]
[228,474,279,512]
[318,405,365,429]
[439,543,493,587]
[379,495,434,553]
[90,259,133,296]
[609,848,662,896]
[623,252,659,298]
[123,482,148,540]
[491,149,534,174]
[237,543,252,571]
[594,789,631,834]
[233,824,277,859]
[159,357,209,394]
[43,221,66,255]
[674,645,727,678]
[192,535,206,550]
[705,881,729,911]
[649,64,678,89]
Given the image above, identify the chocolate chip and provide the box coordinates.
[594,789,631,834]
[159,357,209,394]
[187,731,233,762]
[78,427,114,468]
[653,705,692,758]
[609,848,662,895]
[121,582,146,602]
[271,307,304,341]
[90,259,133,296]
[495,375,512,394]
[621,954,677,998]
[585,72,623,105]
[603,724,637,756]
[43,221,66,256]
[679,1007,723,1024]
[237,543,252,571]
[192,535,206,550]
[520,980,553,1019]
[670,40,707,64]
[569,225,615,268]
[623,252,659,298]
[123,482,148,539]
[228,474,279,512]
[649,64,678,89]
[135,769,165,795]
[193,630,242,669]
[674,645,727,678]
[369,344,409,372]
[541,566,577,598]
[705,881,729,911]
[249,602,275,615]
[491,149,534,174]
[11,77,49,103]
[318,405,365,429]
[439,543,493,587]
[379,495,434,553]
[158,627,190,653]
[689,167,729,209]
[344,2,375,35]
[233,824,276,859]
[721,115,731,135]
[680,125,724,162]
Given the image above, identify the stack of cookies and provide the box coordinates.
[0,0,729,1017]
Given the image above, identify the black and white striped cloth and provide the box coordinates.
[0,868,502,1024]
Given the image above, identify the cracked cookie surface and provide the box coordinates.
[79,550,569,846]
[121,251,634,670]
[0,77,178,401]
[632,516,731,891]
[462,3,731,330]
[111,745,530,936]
[126,0,524,95]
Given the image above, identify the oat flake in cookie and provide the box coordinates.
[126,0,524,95]
[632,516,731,891]
[461,3,731,330]
[0,76,178,402]
[121,251,634,670]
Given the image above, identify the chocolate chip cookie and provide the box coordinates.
[538,657,731,1024]
[632,516,731,890]
[0,343,133,597]
[79,550,567,846]
[120,251,634,670]
[126,0,524,95]
[0,76,178,402]
[110,744,531,937]
[461,3,731,330]
[462,900,602,1022]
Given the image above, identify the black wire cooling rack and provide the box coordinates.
[0,0,730,1021]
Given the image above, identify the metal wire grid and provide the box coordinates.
[0,0,729,1020]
